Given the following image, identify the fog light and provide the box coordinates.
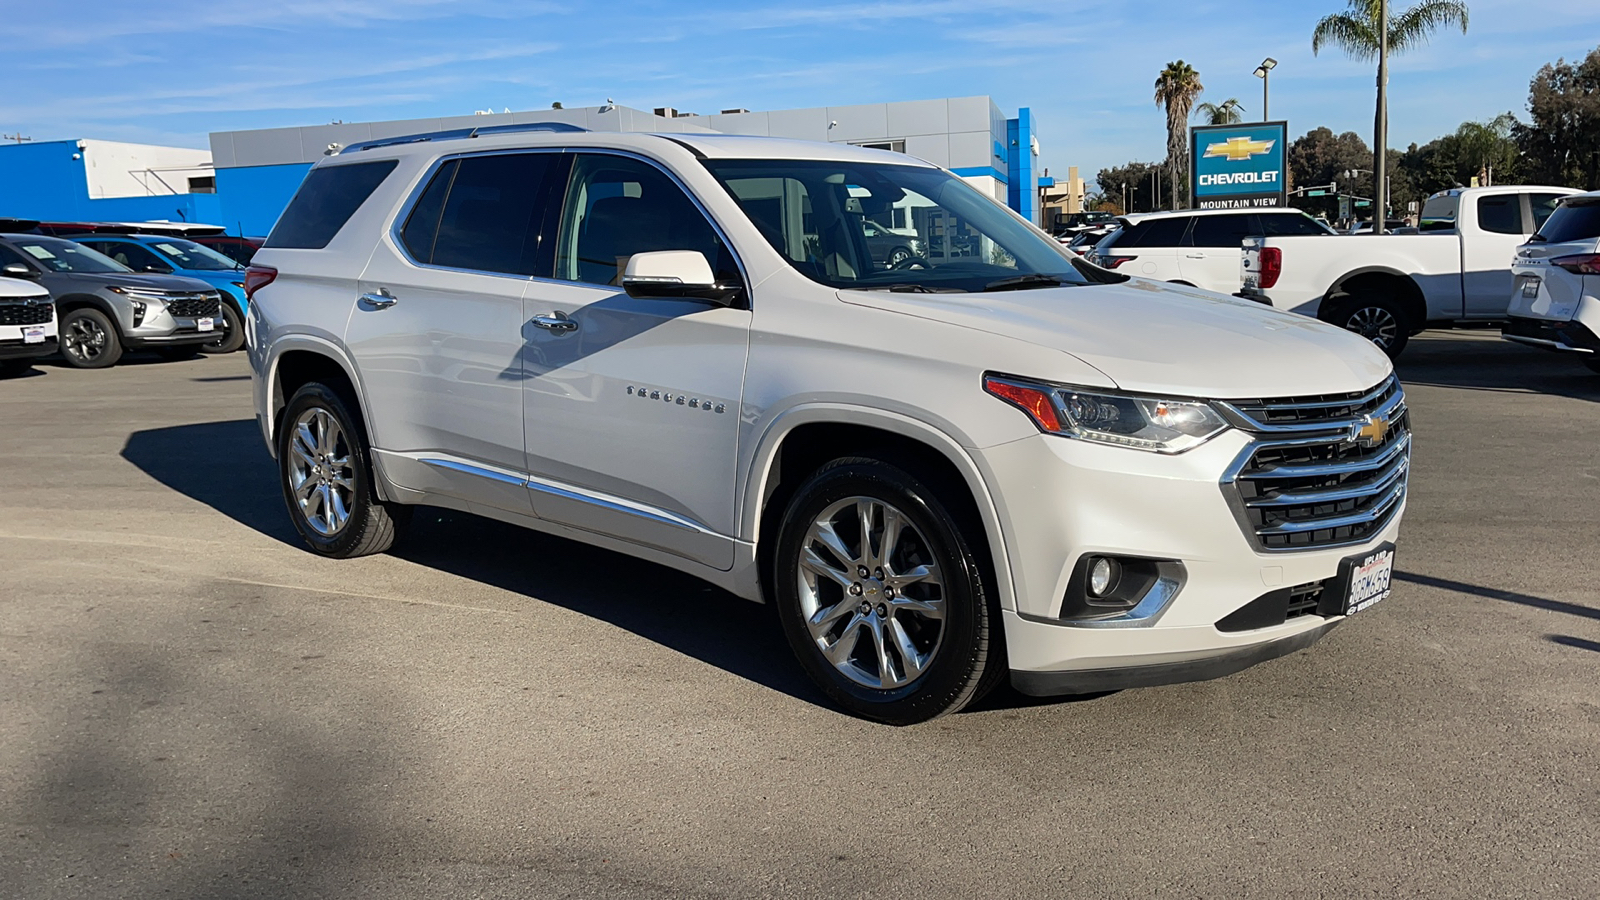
[1088,556,1120,597]
[131,300,146,328]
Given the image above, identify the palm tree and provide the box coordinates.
[1313,2,1469,227]
[1311,0,1469,59]
[1154,61,1204,209]
[1195,99,1245,125]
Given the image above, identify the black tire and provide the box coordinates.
[277,383,410,558]
[58,307,123,369]
[201,300,245,354]
[773,457,1003,725]
[154,346,202,361]
[0,359,36,378]
[886,246,912,267]
[1327,291,1411,358]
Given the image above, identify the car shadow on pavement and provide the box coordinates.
[1395,571,1600,622]
[1397,332,1600,401]
[1547,635,1600,654]
[122,419,823,708]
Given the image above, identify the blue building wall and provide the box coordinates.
[216,162,313,237]
[1005,108,1038,225]
[0,139,222,224]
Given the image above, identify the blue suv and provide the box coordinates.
[70,233,248,353]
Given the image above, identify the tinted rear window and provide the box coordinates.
[266,160,398,250]
[1535,201,1600,245]
[1261,213,1332,236]
[1187,214,1261,247]
[1476,195,1523,235]
[1115,216,1190,248]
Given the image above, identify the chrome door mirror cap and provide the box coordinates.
[1,263,39,279]
[622,250,737,306]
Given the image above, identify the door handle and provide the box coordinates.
[358,290,397,310]
[531,311,578,333]
[1184,253,1206,259]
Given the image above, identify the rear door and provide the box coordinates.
[1462,191,1532,317]
[1179,213,1260,293]
[348,151,566,515]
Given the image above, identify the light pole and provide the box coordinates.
[1253,57,1277,121]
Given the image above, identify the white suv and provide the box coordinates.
[1504,190,1600,370]
[1089,207,1333,294]
[245,124,1408,724]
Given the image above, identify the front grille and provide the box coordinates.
[1285,582,1325,619]
[1220,375,1410,552]
[0,302,52,326]
[165,293,220,318]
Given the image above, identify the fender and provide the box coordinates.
[53,292,118,319]
[739,402,1018,613]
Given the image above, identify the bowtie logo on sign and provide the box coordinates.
[1203,136,1276,161]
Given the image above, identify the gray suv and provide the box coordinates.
[0,234,222,368]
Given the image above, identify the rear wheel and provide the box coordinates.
[1327,291,1411,358]
[58,308,123,369]
[278,383,410,558]
[773,457,1002,725]
[201,300,245,354]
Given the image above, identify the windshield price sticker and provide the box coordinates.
[1340,544,1395,616]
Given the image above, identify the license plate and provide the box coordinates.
[1521,276,1540,298]
[22,326,45,344]
[197,317,215,332]
[1336,544,1395,616]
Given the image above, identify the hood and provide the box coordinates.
[839,279,1393,399]
[49,271,220,294]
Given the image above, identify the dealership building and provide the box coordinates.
[0,97,1046,236]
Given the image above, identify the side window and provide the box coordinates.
[430,153,558,276]
[0,243,31,268]
[101,242,166,272]
[554,154,738,287]
[1187,214,1262,248]
[266,159,399,250]
[1528,193,1566,233]
[1476,195,1523,235]
[398,159,457,264]
[1122,216,1190,248]
[1261,213,1329,236]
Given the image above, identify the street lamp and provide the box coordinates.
[1253,57,1277,121]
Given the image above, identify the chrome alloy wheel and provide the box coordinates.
[63,316,108,363]
[797,496,946,690]
[287,407,356,536]
[1345,305,1400,349]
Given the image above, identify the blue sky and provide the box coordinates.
[4,0,1598,189]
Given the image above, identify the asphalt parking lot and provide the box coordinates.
[2,331,1598,899]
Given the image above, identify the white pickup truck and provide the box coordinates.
[1240,185,1582,357]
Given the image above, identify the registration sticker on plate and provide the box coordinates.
[1521,276,1540,298]
[1337,544,1395,616]
[197,317,215,332]
[22,326,46,344]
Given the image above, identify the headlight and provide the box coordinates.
[984,374,1230,453]
[107,286,168,302]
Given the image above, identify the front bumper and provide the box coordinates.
[0,336,58,360]
[979,427,1405,693]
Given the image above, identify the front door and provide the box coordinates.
[521,152,750,569]
[347,151,563,514]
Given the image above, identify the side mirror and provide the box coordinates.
[622,250,739,306]
[1,263,38,279]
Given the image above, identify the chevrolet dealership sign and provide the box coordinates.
[1190,122,1289,209]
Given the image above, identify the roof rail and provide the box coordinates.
[337,121,589,155]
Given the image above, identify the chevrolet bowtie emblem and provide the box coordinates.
[1204,136,1276,161]
[1354,414,1391,447]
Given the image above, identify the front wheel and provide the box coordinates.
[277,383,409,558]
[58,308,123,369]
[773,457,1002,725]
[201,300,245,354]
[1327,291,1411,358]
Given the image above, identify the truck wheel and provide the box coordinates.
[201,300,246,354]
[772,457,1003,725]
[1328,292,1410,358]
[277,383,410,558]
[58,308,123,369]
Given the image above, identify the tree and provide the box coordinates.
[1514,45,1600,190]
[1154,61,1204,209]
[1289,127,1372,219]
[1194,99,1245,125]
[1096,161,1166,214]
[1453,114,1519,186]
[1313,1,1470,221]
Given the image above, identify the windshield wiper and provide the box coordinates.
[843,283,963,294]
[983,273,1064,292]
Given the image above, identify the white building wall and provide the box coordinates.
[80,140,212,198]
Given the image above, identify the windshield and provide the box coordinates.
[10,238,131,274]
[701,159,1088,292]
[146,237,242,271]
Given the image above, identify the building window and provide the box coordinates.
[187,175,216,194]
[854,140,906,153]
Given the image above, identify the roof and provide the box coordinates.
[1119,207,1308,224]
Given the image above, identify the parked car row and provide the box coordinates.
[1078,185,1583,360]
[0,219,262,376]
